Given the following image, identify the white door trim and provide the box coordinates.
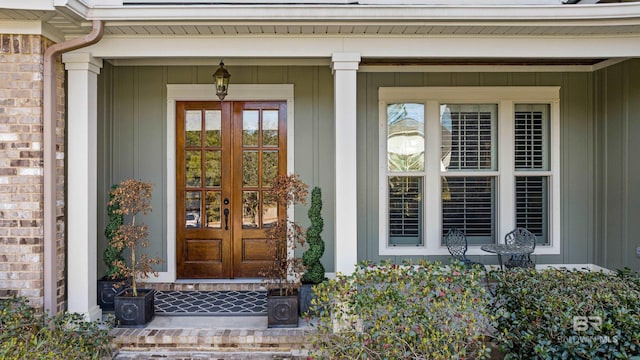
[150,84,295,282]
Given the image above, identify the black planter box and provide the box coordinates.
[267,290,299,328]
[97,278,126,312]
[114,288,155,327]
[299,283,315,316]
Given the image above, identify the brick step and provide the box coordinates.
[140,282,266,292]
[110,322,311,355]
[113,350,306,359]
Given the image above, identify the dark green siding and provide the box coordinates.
[98,61,640,275]
[595,59,640,271]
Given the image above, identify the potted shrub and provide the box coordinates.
[261,174,308,328]
[97,184,127,312]
[300,186,325,315]
[109,179,162,327]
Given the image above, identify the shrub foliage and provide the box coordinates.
[0,297,113,359]
[302,186,325,284]
[491,268,640,359]
[308,260,493,360]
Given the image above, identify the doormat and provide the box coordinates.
[154,290,267,316]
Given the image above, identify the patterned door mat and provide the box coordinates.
[154,291,267,316]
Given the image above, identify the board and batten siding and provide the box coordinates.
[97,65,336,274]
[357,72,597,267]
[595,59,640,272]
[98,63,640,276]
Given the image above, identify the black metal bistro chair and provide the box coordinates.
[503,227,536,269]
[445,228,482,268]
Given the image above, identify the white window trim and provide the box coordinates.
[378,86,560,256]
[148,84,295,282]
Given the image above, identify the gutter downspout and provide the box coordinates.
[43,20,104,316]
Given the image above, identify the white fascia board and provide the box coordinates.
[80,34,640,59]
[3,0,54,10]
[0,20,65,42]
[75,3,640,22]
[0,20,44,34]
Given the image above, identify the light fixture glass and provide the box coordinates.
[213,61,231,101]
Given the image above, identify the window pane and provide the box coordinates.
[387,103,425,172]
[185,110,202,147]
[243,151,259,187]
[205,151,221,187]
[243,110,259,146]
[185,191,201,229]
[205,110,221,147]
[515,104,549,171]
[262,191,277,228]
[263,110,279,147]
[442,176,495,245]
[388,176,423,246]
[441,104,496,171]
[205,191,221,228]
[516,176,549,245]
[243,191,260,229]
[262,151,278,187]
[185,150,201,187]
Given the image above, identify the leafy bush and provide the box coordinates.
[308,260,493,360]
[491,268,640,359]
[0,297,114,359]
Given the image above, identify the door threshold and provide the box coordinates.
[175,278,263,284]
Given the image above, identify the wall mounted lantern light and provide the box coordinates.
[213,60,231,100]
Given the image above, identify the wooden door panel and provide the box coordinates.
[177,101,232,279]
[232,101,287,278]
[177,100,286,279]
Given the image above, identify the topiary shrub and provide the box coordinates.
[491,268,640,359]
[0,297,114,359]
[308,260,493,359]
[103,184,125,280]
[302,186,325,284]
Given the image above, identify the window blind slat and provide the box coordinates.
[442,176,495,244]
[389,176,423,245]
[515,176,549,245]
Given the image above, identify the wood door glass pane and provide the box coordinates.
[242,191,259,229]
[205,110,222,147]
[205,151,221,187]
[262,151,278,187]
[205,191,221,228]
[242,151,259,187]
[185,191,201,228]
[262,191,277,228]
[186,110,202,147]
[262,110,279,147]
[185,150,202,187]
[243,110,259,146]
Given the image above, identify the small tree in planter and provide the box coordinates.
[261,174,309,328]
[97,184,128,311]
[300,186,325,315]
[109,179,163,327]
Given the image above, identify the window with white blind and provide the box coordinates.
[379,87,560,256]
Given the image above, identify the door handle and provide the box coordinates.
[224,208,229,230]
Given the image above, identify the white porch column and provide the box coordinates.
[331,52,360,275]
[63,52,103,321]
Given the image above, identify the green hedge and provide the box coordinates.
[308,260,493,359]
[491,268,640,359]
[0,297,114,359]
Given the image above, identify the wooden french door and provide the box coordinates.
[176,101,287,278]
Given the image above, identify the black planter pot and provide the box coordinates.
[97,277,127,312]
[267,290,299,328]
[299,283,316,316]
[114,288,155,327]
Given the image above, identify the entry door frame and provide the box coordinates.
[151,84,295,283]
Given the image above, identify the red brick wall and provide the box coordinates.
[0,34,66,312]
